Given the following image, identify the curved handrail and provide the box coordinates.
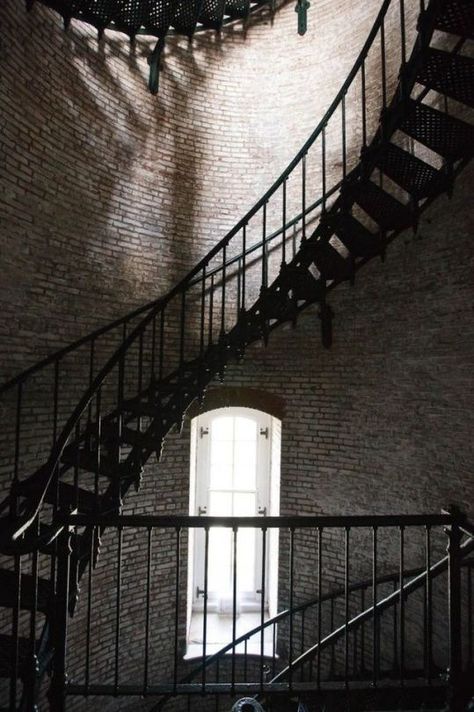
[2,0,412,541]
[152,545,474,711]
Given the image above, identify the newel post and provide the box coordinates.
[446,506,463,712]
[49,524,72,712]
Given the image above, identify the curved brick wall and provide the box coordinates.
[0,0,472,709]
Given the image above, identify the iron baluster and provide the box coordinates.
[94,388,102,506]
[174,527,181,694]
[241,224,247,313]
[144,527,152,695]
[87,338,95,433]
[317,526,323,688]
[399,0,406,69]
[393,579,399,673]
[272,622,277,677]
[330,597,335,677]
[381,19,387,110]
[344,527,350,686]
[27,517,40,710]
[202,526,209,692]
[289,527,295,690]
[221,244,227,336]
[301,155,307,241]
[237,258,242,322]
[300,608,305,681]
[11,380,23,519]
[85,529,94,694]
[468,562,473,667]
[74,421,80,511]
[114,526,123,695]
[322,126,327,213]
[208,275,214,346]
[200,265,206,357]
[159,308,165,381]
[399,526,405,687]
[262,202,268,290]
[50,528,71,712]
[425,525,432,682]
[180,291,186,368]
[360,587,366,673]
[231,527,238,694]
[342,96,347,179]
[52,359,60,512]
[260,526,267,691]
[361,61,367,148]
[282,178,287,265]
[447,515,462,712]
[372,526,378,685]
[138,330,144,406]
[150,314,156,384]
[10,553,21,711]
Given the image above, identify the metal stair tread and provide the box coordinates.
[433,0,474,39]
[0,569,51,613]
[417,48,474,108]
[375,142,445,198]
[331,213,383,257]
[349,180,412,232]
[399,99,474,161]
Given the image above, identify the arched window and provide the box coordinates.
[186,406,281,657]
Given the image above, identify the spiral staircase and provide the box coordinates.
[0,0,473,709]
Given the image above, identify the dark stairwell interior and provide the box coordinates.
[0,0,473,710]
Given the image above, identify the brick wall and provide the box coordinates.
[0,0,472,709]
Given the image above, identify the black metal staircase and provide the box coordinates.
[0,0,473,709]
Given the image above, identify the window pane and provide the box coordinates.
[210,437,233,488]
[209,528,232,593]
[236,528,256,592]
[212,416,234,441]
[209,491,232,516]
[235,416,257,441]
[210,462,232,489]
[233,492,255,516]
[233,446,257,490]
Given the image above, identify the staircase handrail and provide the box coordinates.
[269,522,474,683]
[0,0,399,542]
[0,0,397,396]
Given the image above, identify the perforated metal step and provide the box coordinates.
[399,99,474,161]
[417,49,474,108]
[375,142,445,199]
[349,180,412,232]
[433,0,474,40]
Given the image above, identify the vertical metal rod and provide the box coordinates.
[344,527,350,686]
[447,517,462,712]
[381,20,387,109]
[237,259,242,322]
[53,359,60,443]
[282,179,287,264]
[244,639,248,680]
[361,62,367,148]
[29,518,39,706]
[468,563,473,666]
[74,421,80,511]
[399,0,406,67]
[221,244,227,336]
[114,526,123,695]
[232,527,238,694]
[10,553,21,710]
[138,331,144,396]
[399,526,405,687]
[260,527,267,692]
[262,203,268,290]
[393,579,399,672]
[94,389,102,505]
[360,587,366,673]
[159,308,165,381]
[200,266,206,357]
[241,225,247,313]
[85,529,94,694]
[300,609,305,681]
[317,527,323,688]
[289,527,295,690]
[150,315,157,383]
[330,598,335,677]
[202,527,209,692]
[341,97,347,179]
[87,338,95,430]
[425,525,432,682]
[174,527,181,694]
[301,155,307,241]
[208,276,214,346]
[372,526,378,685]
[50,529,71,712]
[11,381,23,518]
[180,291,186,368]
[272,623,277,677]
[144,527,152,695]
[322,128,327,212]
